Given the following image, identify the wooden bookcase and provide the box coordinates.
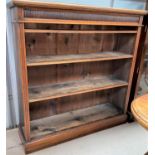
[8,0,147,153]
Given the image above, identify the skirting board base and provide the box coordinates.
[19,114,127,154]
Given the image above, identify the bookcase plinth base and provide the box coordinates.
[19,114,127,154]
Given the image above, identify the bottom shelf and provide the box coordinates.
[30,103,122,139]
[20,114,127,153]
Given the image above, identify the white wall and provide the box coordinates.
[6,5,19,128]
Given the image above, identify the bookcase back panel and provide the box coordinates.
[30,87,126,120]
[25,32,135,56]
[28,61,112,86]
[27,60,131,87]
[110,87,127,110]
[24,7,140,23]
[112,59,131,81]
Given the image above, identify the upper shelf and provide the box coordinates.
[29,76,128,103]
[27,52,133,67]
[25,29,137,34]
[15,18,142,27]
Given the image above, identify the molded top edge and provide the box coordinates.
[8,0,147,15]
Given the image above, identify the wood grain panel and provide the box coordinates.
[30,90,112,120]
[114,34,136,54]
[25,33,135,56]
[56,25,79,54]
[25,33,56,56]
[27,52,132,66]
[28,60,130,87]
[30,103,122,139]
[112,59,131,81]
[24,114,127,153]
[29,76,128,103]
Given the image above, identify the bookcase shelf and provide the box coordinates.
[27,52,133,66]
[30,103,122,139]
[25,29,137,34]
[9,1,146,153]
[29,76,128,103]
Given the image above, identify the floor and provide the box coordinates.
[6,122,147,155]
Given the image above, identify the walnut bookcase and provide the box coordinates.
[8,0,147,153]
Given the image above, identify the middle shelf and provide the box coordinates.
[27,52,133,66]
[29,76,128,103]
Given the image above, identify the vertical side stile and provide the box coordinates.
[17,7,31,141]
[124,16,143,113]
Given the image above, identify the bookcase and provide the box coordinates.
[8,0,147,153]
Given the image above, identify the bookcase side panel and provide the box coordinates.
[11,7,31,141]
[124,16,144,113]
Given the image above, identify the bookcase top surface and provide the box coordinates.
[8,0,147,15]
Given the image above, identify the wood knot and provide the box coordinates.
[74,116,84,121]
[31,39,36,44]
[65,37,69,44]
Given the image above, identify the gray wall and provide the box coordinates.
[6,7,20,128]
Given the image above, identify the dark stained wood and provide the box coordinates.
[128,15,147,113]
[134,34,148,97]
[30,103,122,139]
[132,15,148,98]
[29,76,128,103]
[27,52,133,66]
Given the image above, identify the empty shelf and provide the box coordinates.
[30,103,122,139]
[29,76,128,103]
[25,29,137,34]
[27,52,133,66]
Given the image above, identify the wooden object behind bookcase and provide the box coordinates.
[129,14,148,111]
[8,0,147,153]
